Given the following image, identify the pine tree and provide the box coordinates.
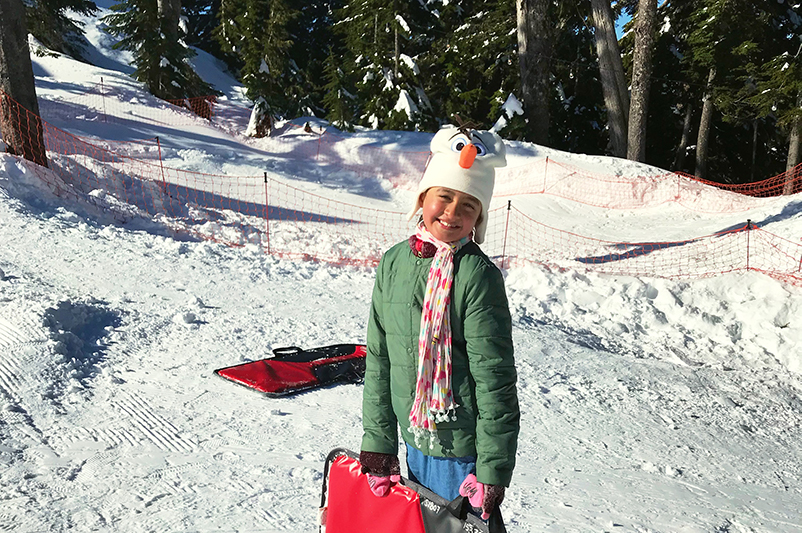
[626,0,657,162]
[589,0,629,157]
[183,0,224,58]
[1,0,48,166]
[25,0,97,59]
[290,0,343,117]
[633,0,793,183]
[743,2,802,183]
[215,0,296,121]
[622,0,692,173]
[322,47,355,129]
[430,0,606,149]
[334,0,437,131]
[680,0,793,182]
[516,0,552,145]
[428,0,518,132]
[104,0,214,101]
[547,0,607,154]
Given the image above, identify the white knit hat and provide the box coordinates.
[408,124,507,244]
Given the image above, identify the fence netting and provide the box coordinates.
[3,85,802,285]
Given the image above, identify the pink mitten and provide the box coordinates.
[459,474,485,509]
[460,474,505,520]
[360,451,401,497]
[366,473,402,497]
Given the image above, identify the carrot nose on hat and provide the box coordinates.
[459,143,478,169]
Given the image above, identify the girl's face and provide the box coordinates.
[420,187,481,243]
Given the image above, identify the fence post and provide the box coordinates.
[264,171,271,255]
[154,136,170,216]
[100,77,107,123]
[501,200,512,269]
[746,219,752,271]
[798,236,802,273]
[155,136,167,191]
[676,172,681,201]
[543,156,548,194]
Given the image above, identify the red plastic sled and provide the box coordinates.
[319,448,505,533]
[214,344,366,397]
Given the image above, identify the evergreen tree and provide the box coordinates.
[623,0,699,174]
[1,0,48,166]
[740,3,802,178]
[334,0,437,131]
[25,0,97,59]
[626,0,657,162]
[322,46,355,129]
[516,0,553,145]
[429,0,519,132]
[589,0,629,157]
[428,0,607,150]
[671,0,794,182]
[547,0,607,154]
[183,0,225,58]
[104,0,214,101]
[289,1,344,117]
[215,0,296,119]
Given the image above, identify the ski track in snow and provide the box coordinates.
[0,198,372,532]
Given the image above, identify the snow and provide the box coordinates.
[3,7,802,533]
[395,14,410,34]
[244,96,267,137]
[491,93,524,133]
[394,89,419,118]
[399,53,420,76]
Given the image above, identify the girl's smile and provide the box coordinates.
[420,187,482,243]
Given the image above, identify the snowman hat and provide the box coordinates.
[408,123,506,244]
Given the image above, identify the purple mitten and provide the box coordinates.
[360,451,401,497]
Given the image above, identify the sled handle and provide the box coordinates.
[272,346,303,357]
[445,495,506,533]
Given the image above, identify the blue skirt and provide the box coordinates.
[405,443,476,501]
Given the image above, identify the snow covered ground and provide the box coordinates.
[3,6,802,532]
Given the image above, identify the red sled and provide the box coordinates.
[319,448,506,533]
[214,344,366,398]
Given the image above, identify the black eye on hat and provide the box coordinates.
[450,135,487,156]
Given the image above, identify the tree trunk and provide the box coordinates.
[394,12,399,79]
[783,91,802,195]
[672,101,693,170]
[516,0,551,145]
[0,0,47,167]
[158,0,181,41]
[750,118,758,182]
[626,0,657,162]
[695,67,716,180]
[590,0,629,158]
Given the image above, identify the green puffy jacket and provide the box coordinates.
[361,240,520,487]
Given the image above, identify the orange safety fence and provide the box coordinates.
[31,80,802,213]
[3,87,802,285]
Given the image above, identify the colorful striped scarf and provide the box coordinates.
[408,222,470,447]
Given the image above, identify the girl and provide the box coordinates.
[360,123,520,522]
